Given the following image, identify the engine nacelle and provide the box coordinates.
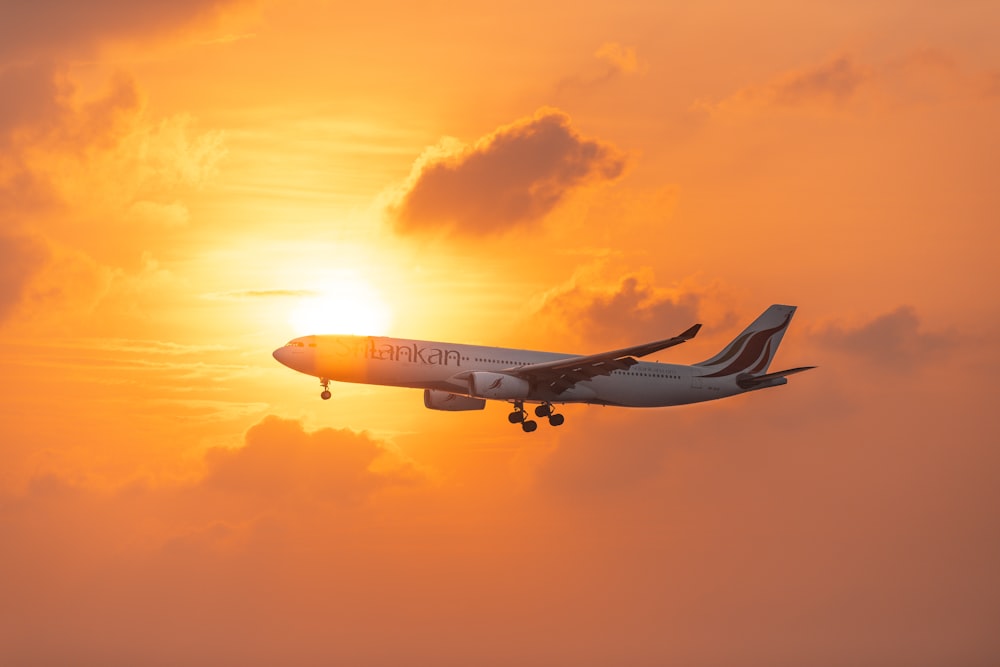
[468,371,530,400]
[423,389,486,411]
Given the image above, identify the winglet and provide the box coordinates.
[681,323,701,340]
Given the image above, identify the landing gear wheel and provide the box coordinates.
[549,413,565,427]
[320,390,332,400]
[509,400,527,425]
[534,404,552,418]
[521,420,538,433]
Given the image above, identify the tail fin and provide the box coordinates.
[696,305,797,378]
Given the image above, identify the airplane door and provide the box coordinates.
[690,371,705,389]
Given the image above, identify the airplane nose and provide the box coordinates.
[273,345,298,369]
[272,341,315,375]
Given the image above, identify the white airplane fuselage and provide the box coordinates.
[273,304,813,431]
[274,334,737,408]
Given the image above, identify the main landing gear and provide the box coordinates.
[319,378,332,400]
[508,401,564,432]
[534,403,565,426]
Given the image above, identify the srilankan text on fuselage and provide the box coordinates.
[331,336,463,367]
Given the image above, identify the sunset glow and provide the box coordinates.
[288,281,393,336]
[1,2,998,666]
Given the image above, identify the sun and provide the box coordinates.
[289,279,392,336]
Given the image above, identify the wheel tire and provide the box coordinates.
[508,411,524,424]
[534,404,551,418]
[320,390,332,400]
[522,420,538,433]
[549,413,565,426]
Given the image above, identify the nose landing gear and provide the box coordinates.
[320,378,331,400]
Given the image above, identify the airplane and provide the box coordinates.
[272,304,814,432]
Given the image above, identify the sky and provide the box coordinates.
[1,1,999,665]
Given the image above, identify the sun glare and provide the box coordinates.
[289,280,392,336]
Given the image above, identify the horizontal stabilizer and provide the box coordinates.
[736,366,816,390]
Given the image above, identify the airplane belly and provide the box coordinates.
[316,348,366,383]
[588,371,726,408]
[534,384,596,403]
[365,360,451,387]
[585,375,653,406]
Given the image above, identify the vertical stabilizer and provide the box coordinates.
[695,305,797,377]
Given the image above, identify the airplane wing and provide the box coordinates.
[504,324,701,394]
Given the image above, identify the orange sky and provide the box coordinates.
[2,1,999,664]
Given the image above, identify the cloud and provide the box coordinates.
[0,0,243,326]
[125,200,191,227]
[0,0,253,62]
[770,55,867,105]
[0,62,222,233]
[879,48,980,106]
[5,414,419,511]
[0,232,50,324]
[203,415,421,505]
[700,50,1000,117]
[698,55,870,115]
[0,61,72,147]
[22,244,115,322]
[534,412,674,498]
[125,113,226,191]
[0,59,223,214]
[535,273,707,348]
[816,305,956,370]
[2,404,998,666]
[202,288,318,300]
[0,61,225,326]
[389,108,626,236]
[0,415,431,665]
[595,42,643,77]
[0,62,142,155]
[191,31,257,47]
[0,61,142,195]
[15,337,231,356]
[553,42,646,97]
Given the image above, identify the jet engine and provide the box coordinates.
[423,389,486,411]
[468,372,530,399]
